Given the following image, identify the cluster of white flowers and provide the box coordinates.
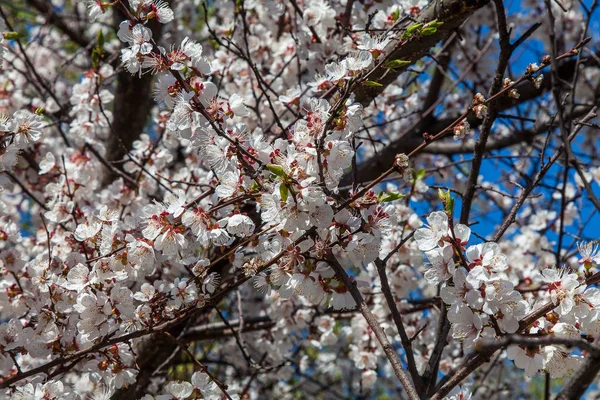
[67,65,115,148]
[0,110,44,171]
[0,0,598,398]
[415,208,600,379]
[139,371,221,400]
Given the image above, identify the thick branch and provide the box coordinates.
[555,353,600,399]
[353,0,491,106]
[346,51,599,186]
[104,8,164,166]
[111,323,185,400]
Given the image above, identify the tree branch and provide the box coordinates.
[25,0,92,51]
[353,0,491,106]
[328,256,420,400]
[345,50,600,186]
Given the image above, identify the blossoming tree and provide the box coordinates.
[1,0,600,398]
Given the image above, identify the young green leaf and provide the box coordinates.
[437,188,454,215]
[249,181,260,192]
[402,23,422,40]
[267,164,287,178]
[378,192,405,203]
[386,59,411,70]
[445,194,455,214]
[3,32,24,40]
[421,19,444,36]
[425,19,444,29]
[97,30,105,49]
[413,168,426,181]
[280,183,289,202]
[364,80,383,87]
[438,188,447,202]
[92,49,101,70]
[420,27,438,35]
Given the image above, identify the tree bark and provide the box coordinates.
[105,8,164,166]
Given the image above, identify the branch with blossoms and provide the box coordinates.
[2,0,600,399]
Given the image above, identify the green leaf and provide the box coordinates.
[92,31,106,70]
[421,19,444,36]
[280,183,289,202]
[267,164,287,178]
[97,30,105,49]
[420,27,438,35]
[437,188,454,215]
[249,181,260,192]
[402,23,422,40]
[445,194,455,214]
[378,192,406,203]
[413,168,426,181]
[386,59,411,70]
[3,31,24,40]
[425,19,445,29]
[92,49,100,69]
[438,188,446,202]
[364,80,383,87]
